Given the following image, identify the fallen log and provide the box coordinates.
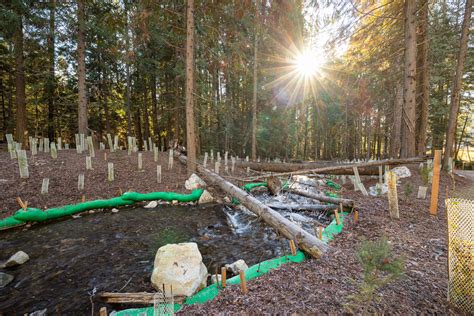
[236,161,331,172]
[178,154,329,258]
[289,189,354,208]
[244,157,425,181]
[97,292,186,304]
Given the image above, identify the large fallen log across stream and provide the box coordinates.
[244,157,425,181]
[177,154,330,258]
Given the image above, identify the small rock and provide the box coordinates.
[88,210,95,214]
[0,272,14,288]
[225,259,248,274]
[111,208,119,213]
[211,274,222,284]
[29,309,47,316]
[144,201,158,209]
[198,190,214,204]
[72,214,81,219]
[2,251,30,268]
[185,173,206,190]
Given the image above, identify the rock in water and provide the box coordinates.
[267,176,282,195]
[198,190,214,204]
[185,173,206,190]
[225,259,248,274]
[1,251,30,268]
[144,201,158,209]
[0,272,14,288]
[151,242,207,297]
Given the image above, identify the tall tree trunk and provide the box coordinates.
[47,0,56,140]
[185,0,196,174]
[13,13,27,144]
[124,0,132,136]
[143,83,150,142]
[390,83,403,158]
[400,0,417,158]
[455,115,469,160]
[415,0,429,156]
[77,0,88,135]
[251,0,259,161]
[151,73,159,144]
[443,0,472,168]
[103,66,111,135]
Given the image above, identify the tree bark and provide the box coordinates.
[390,83,403,158]
[77,0,88,135]
[415,0,429,156]
[443,0,472,168]
[13,12,27,144]
[47,0,56,140]
[151,73,159,145]
[400,0,417,158]
[251,0,259,161]
[124,0,132,136]
[185,0,197,174]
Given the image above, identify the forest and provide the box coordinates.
[0,0,472,166]
[0,0,473,315]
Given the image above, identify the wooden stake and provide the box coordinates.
[318,226,323,240]
[354,210,359,224]
[16,197,27,211]
[239,271,248,294]
[82,195,86,202]
[429,150,442,215]
[289,240,297,256]
[387,171,399,219]
[221,267,226,288]
[335,209,341,225]
[104,152,107,161]
[99,307,107,316]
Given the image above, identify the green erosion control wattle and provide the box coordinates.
[0,189,204,230]
[113,212,348,316]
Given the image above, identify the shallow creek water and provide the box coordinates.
[0,184,332,314]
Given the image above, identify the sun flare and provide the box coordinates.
[294,50,323,78]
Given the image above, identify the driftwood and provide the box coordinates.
[177,154,329,258]
[290,189,354,208]
[266,203,338,212]
[97,292,186,304]
[244,157,425,181]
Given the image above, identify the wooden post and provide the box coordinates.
[86,156,92,170]
[387,171,399,219]
[99,307,107,316]
[318,226,323,240]
[108,163,114,181]
[203,152,208,168]
[378,165,383,184]
[221,267,227,288]
[157,165,162,183]
[429,150,441,215]
[16,197,27,211]
[168,150,174,169]
[17,150,29,178]
[78,174,84,190]
[231,156,235,174]
[153,146,158,162]
[289,240,297,256]
[104,152,107,161]
[335,210,341,225]
[50,142,57,159]
[138,153,143,170]
[41,178,49,194]
[354,210,359,224]
[239,271,248,294]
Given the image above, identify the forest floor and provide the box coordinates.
[1,150,471,314]
[0,150,189,218]
[181,166,472,315]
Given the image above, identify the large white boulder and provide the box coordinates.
[151,242,207,297]
[185,173,206,190]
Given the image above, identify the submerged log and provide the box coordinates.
[98,292,186,304]
[290,189,354,208]
[245,157,425,181]
[177,154,329,258]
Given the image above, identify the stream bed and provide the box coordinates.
[0,185,332,314]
